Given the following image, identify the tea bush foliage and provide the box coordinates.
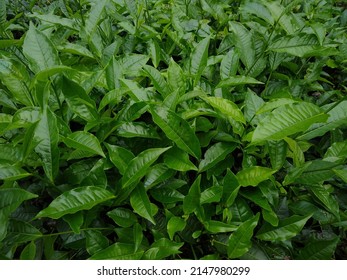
[0,0,346,259]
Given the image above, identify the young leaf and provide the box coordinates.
[61,77,99,122]
[198,142,237,172]
[107,208,138,228]
[268,140,288,170]
[229,22,255,71]
[122,147,171,189]
[20,241,36,260]
[130,184,156,225]
[256,214,312,241]
[190,37,210,85]
[298,101,347,140]
[33,109,59,183]
[0,164,31,181]
[164,147,198,172]
[222,169,240,207]
[0,59,33,106]
[269,34,336,57]
[143,238,183,260]
[252,102,328,143]
[236,166,275,187]
[167,216,186,240]
[35,186,115,219]
[23,23,60,73]
[84,0,108,40]
[202,96,245,124]
[228,213,260,259]
[168,58,185,95]
[217,76,263,88]
[63,131,105,158]
[85,230,109,256]
[150,105,201,159]
[63,212,84,234]
[104,143,134,175]
[183,175,201,215]
[116,122,160,139]
[142,65,169,98]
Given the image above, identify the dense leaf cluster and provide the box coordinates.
[0,0,346,260]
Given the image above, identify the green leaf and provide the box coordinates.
[5,219,42,245]
[199,142,237,172]
[167,216,186,240]
[309,185,340,218]
[122,147,171,189]
[220,49,239,79]
[58,43,95,59]
[190,37,210,85]
[264,1,298,34]
[333,169,347,183]
[107,208,137,228]
[64,131,105,158]
[0,164,31,181]
[0,59,33,106]
[142,65,169,98]
[104,143,134,175]
[202,96,245,124]
[269,34,336,57]
[256,214,312,241]
[148,39,161,68]
[223,169,240,207]
[61,76,98,122]
[130,184,156,225]
[204,220,238,233]
[229,22,255,71]
[236,166,275,187]
[144,164,175,188]
[298,101,347,140]
[20,241,36,260]
[150,188,185,204]
[217,76,263,88]
[252,102,328,143]
[0,189,37,241]
[35,186,115,219]
[256,98,297,115]
[200,186,223,204]
[33,109,59,183]
[164,147,197,171]
[183,175,201,215]
[297,237,339,260]
[116,122,160,139]
[241,188,278,226]
[143,238,183,260]
[168,58,185,95]
[23,23,60,73]
[121,54,149,76]
[63,212,84,234]
[89,243,143,260]
[85,230,109,256]
[84,0,108,40]
[325,141,347,160]
[268,140,288,170]
[228,213,260,259]
[150,105,201,159]
[29,13,78,30]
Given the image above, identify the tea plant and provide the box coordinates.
[0,0,346,260]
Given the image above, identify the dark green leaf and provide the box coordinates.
[36,186,115,219]
[228,213,260,259]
